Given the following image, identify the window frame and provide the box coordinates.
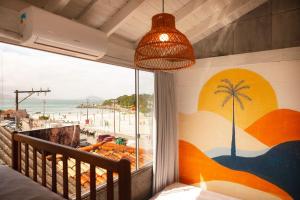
[134,69,155,171]
[0,42,155,172]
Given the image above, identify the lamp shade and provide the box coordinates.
[134,13,195,71]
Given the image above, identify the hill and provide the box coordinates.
[102,94,153,113]
[86,96,103,102]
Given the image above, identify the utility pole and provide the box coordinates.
[101,108,104,127]
[113,100,116,134]
[14,88,51,130]
[85,99,89,125]
[119,110,121,133]
[111,99,118,135]
[15,90,19,111]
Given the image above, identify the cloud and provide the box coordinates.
[0,43,153,100]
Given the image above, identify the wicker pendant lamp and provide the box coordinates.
[134,0,195,71]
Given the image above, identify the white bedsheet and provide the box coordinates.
[0,165,64,200]
[150,183,238,200]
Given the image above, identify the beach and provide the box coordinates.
[1,98,153,150]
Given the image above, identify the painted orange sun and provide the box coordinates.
[198,68,278,129]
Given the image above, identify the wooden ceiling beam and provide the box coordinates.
[0,7,21,44]
[44,0,71,14]
[134,0,229,47]
[100,0,146,37]
[175,0,230,23]
[0,7,19,33]
[75,0,98,20]
[0,0,29,11]
[186,0,268,44]
[175,0,207,22]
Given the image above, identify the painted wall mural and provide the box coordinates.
[177,67,300,200]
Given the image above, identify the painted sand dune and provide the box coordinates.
[179,111,269,155]
[179,140,292,200]
[246,109,300,147]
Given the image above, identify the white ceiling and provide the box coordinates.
[0,0,268,66]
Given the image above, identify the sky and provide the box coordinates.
[0,42,154,100]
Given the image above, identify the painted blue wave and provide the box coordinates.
[213,141,300,199]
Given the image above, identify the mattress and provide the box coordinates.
[150,183,238,200]
[0,165,64,200]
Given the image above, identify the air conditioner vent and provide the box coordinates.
[19,6,107,60]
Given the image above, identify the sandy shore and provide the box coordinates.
[27,108,153,150]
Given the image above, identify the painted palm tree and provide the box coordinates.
[214,79,252,158]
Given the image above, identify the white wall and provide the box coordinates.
[175,47,300,114]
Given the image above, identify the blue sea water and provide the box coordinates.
[0,98,90,114]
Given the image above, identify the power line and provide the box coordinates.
[15,88,51,130]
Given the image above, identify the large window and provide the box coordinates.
[138,71,154,168]
[0,42,154,192]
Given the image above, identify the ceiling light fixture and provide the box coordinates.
[134,0,195,71]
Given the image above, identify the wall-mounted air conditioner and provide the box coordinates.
[19,6,107,60]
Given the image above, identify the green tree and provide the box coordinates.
[138,94,153,113]
[102,99,113,106]
[214,79,252,158]
[102,94,153,113]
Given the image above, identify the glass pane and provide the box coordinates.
[138,70,154,167]
[0,42,136,196]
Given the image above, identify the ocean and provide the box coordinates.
[0,98,91,114]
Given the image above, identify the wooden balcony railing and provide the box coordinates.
[11,133,131,200]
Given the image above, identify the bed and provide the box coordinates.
[150,183,238,200]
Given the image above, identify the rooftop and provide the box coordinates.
[62,142,152,191]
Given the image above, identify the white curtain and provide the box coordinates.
[153,72,178,194]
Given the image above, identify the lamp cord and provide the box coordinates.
[162,0,164,13]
